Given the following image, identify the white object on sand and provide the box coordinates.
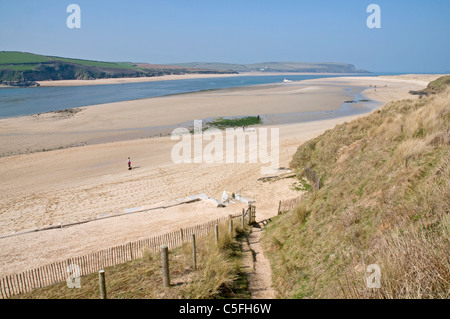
[222,191,229,204]
[193,193,224,207]
[234,193,255,205]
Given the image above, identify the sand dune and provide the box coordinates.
[0,74,438,276]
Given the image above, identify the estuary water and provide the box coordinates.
[0,74,381,119]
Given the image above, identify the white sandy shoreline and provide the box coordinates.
[33,72,446,87]
[34,72,374,87]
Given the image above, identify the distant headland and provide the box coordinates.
[0,51,369,87]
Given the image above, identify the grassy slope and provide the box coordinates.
[14,223,251,299]
[0,64,39,71]
[0,51,52,64]
[0,52,233,83]
[0,52,144,83]
[262,83,449,298]
[50,57,138,70]
[0,52,140,71]
[427,75,450,93]
[410,75,450,96]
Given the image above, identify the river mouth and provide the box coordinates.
[78,87,380,147]
[0,73,379,119]
[0,78,382,158]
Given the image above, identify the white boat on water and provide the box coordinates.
[283,78,292,83]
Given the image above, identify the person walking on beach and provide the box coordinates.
[127,157,132,170]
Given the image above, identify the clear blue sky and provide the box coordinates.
[0,0,449,72]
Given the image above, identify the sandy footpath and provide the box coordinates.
[0,74,440,277]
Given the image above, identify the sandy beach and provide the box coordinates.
[36,73,244,87]
[35,72,363,87]
[0,74,440,277]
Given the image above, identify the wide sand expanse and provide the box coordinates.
[36,73,245,87]
[35,72,359,87]
[0,74,439,276]
[0,81,360,156]
[0,74,432,157]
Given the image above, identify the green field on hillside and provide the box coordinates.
[0,51,52,64]
[0,52,139,70]
[0,64,38,71]
[0,51,234,86]
[50,57,139,70]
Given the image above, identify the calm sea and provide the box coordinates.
[0,73,389,119]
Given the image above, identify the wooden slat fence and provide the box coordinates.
[0,212,244,299]
[242,205,256,224]
[303,166,321,190]
[278,196,303,215]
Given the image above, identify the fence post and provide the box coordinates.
[251,206,256,224]
[180,228,184,243]
[278,200,282,215]
[99,270,106,299]
[129,242,133,261]
[214,224,219,244]
[228,215,233,236]
[161,245,170,287]
[192,234,197,270]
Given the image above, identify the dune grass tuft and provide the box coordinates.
[14,222,251,299]
[263,86,450,299]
